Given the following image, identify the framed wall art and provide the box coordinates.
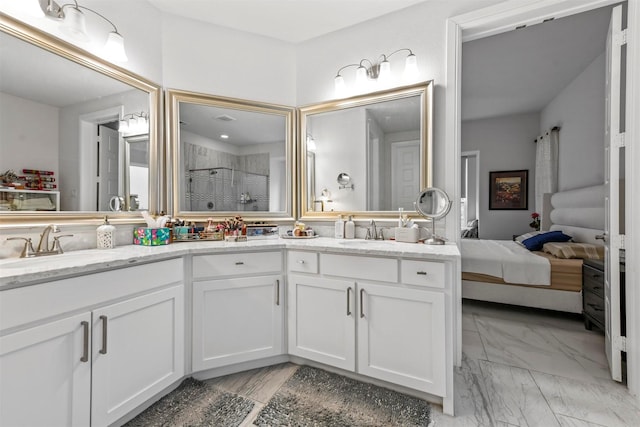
[489,170,528,210]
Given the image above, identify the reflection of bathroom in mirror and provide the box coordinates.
[167,90,295,220]
[300,82,432,218]
[0,14,159,219]
[124,134,149,211]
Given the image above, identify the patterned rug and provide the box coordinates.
[254,365,433,427]
[124,377,254,427]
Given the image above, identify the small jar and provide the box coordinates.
[97,216,115,249]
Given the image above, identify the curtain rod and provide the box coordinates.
[534,126,561,143]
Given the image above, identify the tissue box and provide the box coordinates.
[395,227,420,243]
[133,227,171,246]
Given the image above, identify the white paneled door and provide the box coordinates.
[604,4,625,382]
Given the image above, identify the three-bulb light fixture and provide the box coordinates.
[23,0,128,62]
[119,112,148,135]
[334,48,418,96]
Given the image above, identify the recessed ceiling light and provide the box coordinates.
[220,134,230,139]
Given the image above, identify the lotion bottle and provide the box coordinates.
[345,215,355,239]
[335,215,345,239]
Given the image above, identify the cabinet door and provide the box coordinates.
[192,275,284,371]
[288,274,355,371]
[91,285,184,427]
[0,312,91,427]
[357,282,446,395]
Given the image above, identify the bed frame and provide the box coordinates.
[462,184,605,313]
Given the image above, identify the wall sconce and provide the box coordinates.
[119,112,148,135]
[32,0,128,62]
[334,48,418,96]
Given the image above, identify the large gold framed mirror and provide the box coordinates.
[0,13,161,225]
[299,82,432,220]
[166,89,296,222]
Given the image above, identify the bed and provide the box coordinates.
[461,184,605,313]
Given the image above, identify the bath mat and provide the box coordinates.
[124,377,254,427]
[254,365,432,426]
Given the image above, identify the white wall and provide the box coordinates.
[462,113,540,240]
[541,52,605,191]
[161,14,296,106]
[0,92,59,176]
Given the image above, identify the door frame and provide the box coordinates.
[446,0,640,400]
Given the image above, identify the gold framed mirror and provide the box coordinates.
[166,89,296,222]
[0,13,162,225]
[299,82,432,220]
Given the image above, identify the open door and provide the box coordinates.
[97,125,121,211]
[604,4,626,383]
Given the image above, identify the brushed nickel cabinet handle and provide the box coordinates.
[80,321,89,363]
[347,287,352,316]
[99,315,108,355]
[275,280,280,306]
[360,288,365,318]
[235,261,244,265]
[297,260,306,264]
[416,271,427,276]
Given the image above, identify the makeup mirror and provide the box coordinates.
[415,187,452,245]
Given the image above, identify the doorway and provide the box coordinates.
[448,0,636,395]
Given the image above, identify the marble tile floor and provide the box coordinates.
[205,300,640,427]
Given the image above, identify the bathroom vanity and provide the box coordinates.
[0,238,460,425]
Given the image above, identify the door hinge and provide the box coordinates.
[614,29,627,46]
[615,336,627,352]
[613,133,625,148]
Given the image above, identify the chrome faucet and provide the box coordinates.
[7,224,73,258]
[37,224,60,252]
[366,220,382,240]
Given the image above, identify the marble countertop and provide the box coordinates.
[0,237,460,289]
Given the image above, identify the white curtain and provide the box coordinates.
[535,128,559,213]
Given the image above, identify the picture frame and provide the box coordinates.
[489,169,528,210]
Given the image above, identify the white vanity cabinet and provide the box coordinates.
[191,251,284,371]
[0,259,185,427]
[287,250,449,399]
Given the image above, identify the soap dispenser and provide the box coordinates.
[335,215,345,239]
[97,216,115,249]
[345,216,355,239]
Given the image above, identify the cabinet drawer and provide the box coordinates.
[321,254,397,283]
[193,251,282,278]
[582,265,604,297]
[583,289,604,324]
[401,260,445,289]
[288,251,318,274]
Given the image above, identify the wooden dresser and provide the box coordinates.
[582,259,605,332]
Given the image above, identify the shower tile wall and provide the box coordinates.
[183,143,270,212]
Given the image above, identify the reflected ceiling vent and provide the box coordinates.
[215,114,237,122]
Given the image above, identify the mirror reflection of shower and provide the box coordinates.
[187,167,269,211]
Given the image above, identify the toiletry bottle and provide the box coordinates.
[345,215,355,239]
[335,215,345,239]
[97,215,115,249]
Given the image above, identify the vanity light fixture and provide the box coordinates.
[306,134,317,152]
[119,112,148,135]
[334,48,418,96]
[33,0,128,62]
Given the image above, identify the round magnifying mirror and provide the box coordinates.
[337,173,354,189]
[415,187,451,245]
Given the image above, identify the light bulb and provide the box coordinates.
[307,136,317,152]
[61,6,90,42]
[355,66,368,86]
[378,60,391,84]
[104,31,128,62]
[119,119,129,133]
[404,53,418,80]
